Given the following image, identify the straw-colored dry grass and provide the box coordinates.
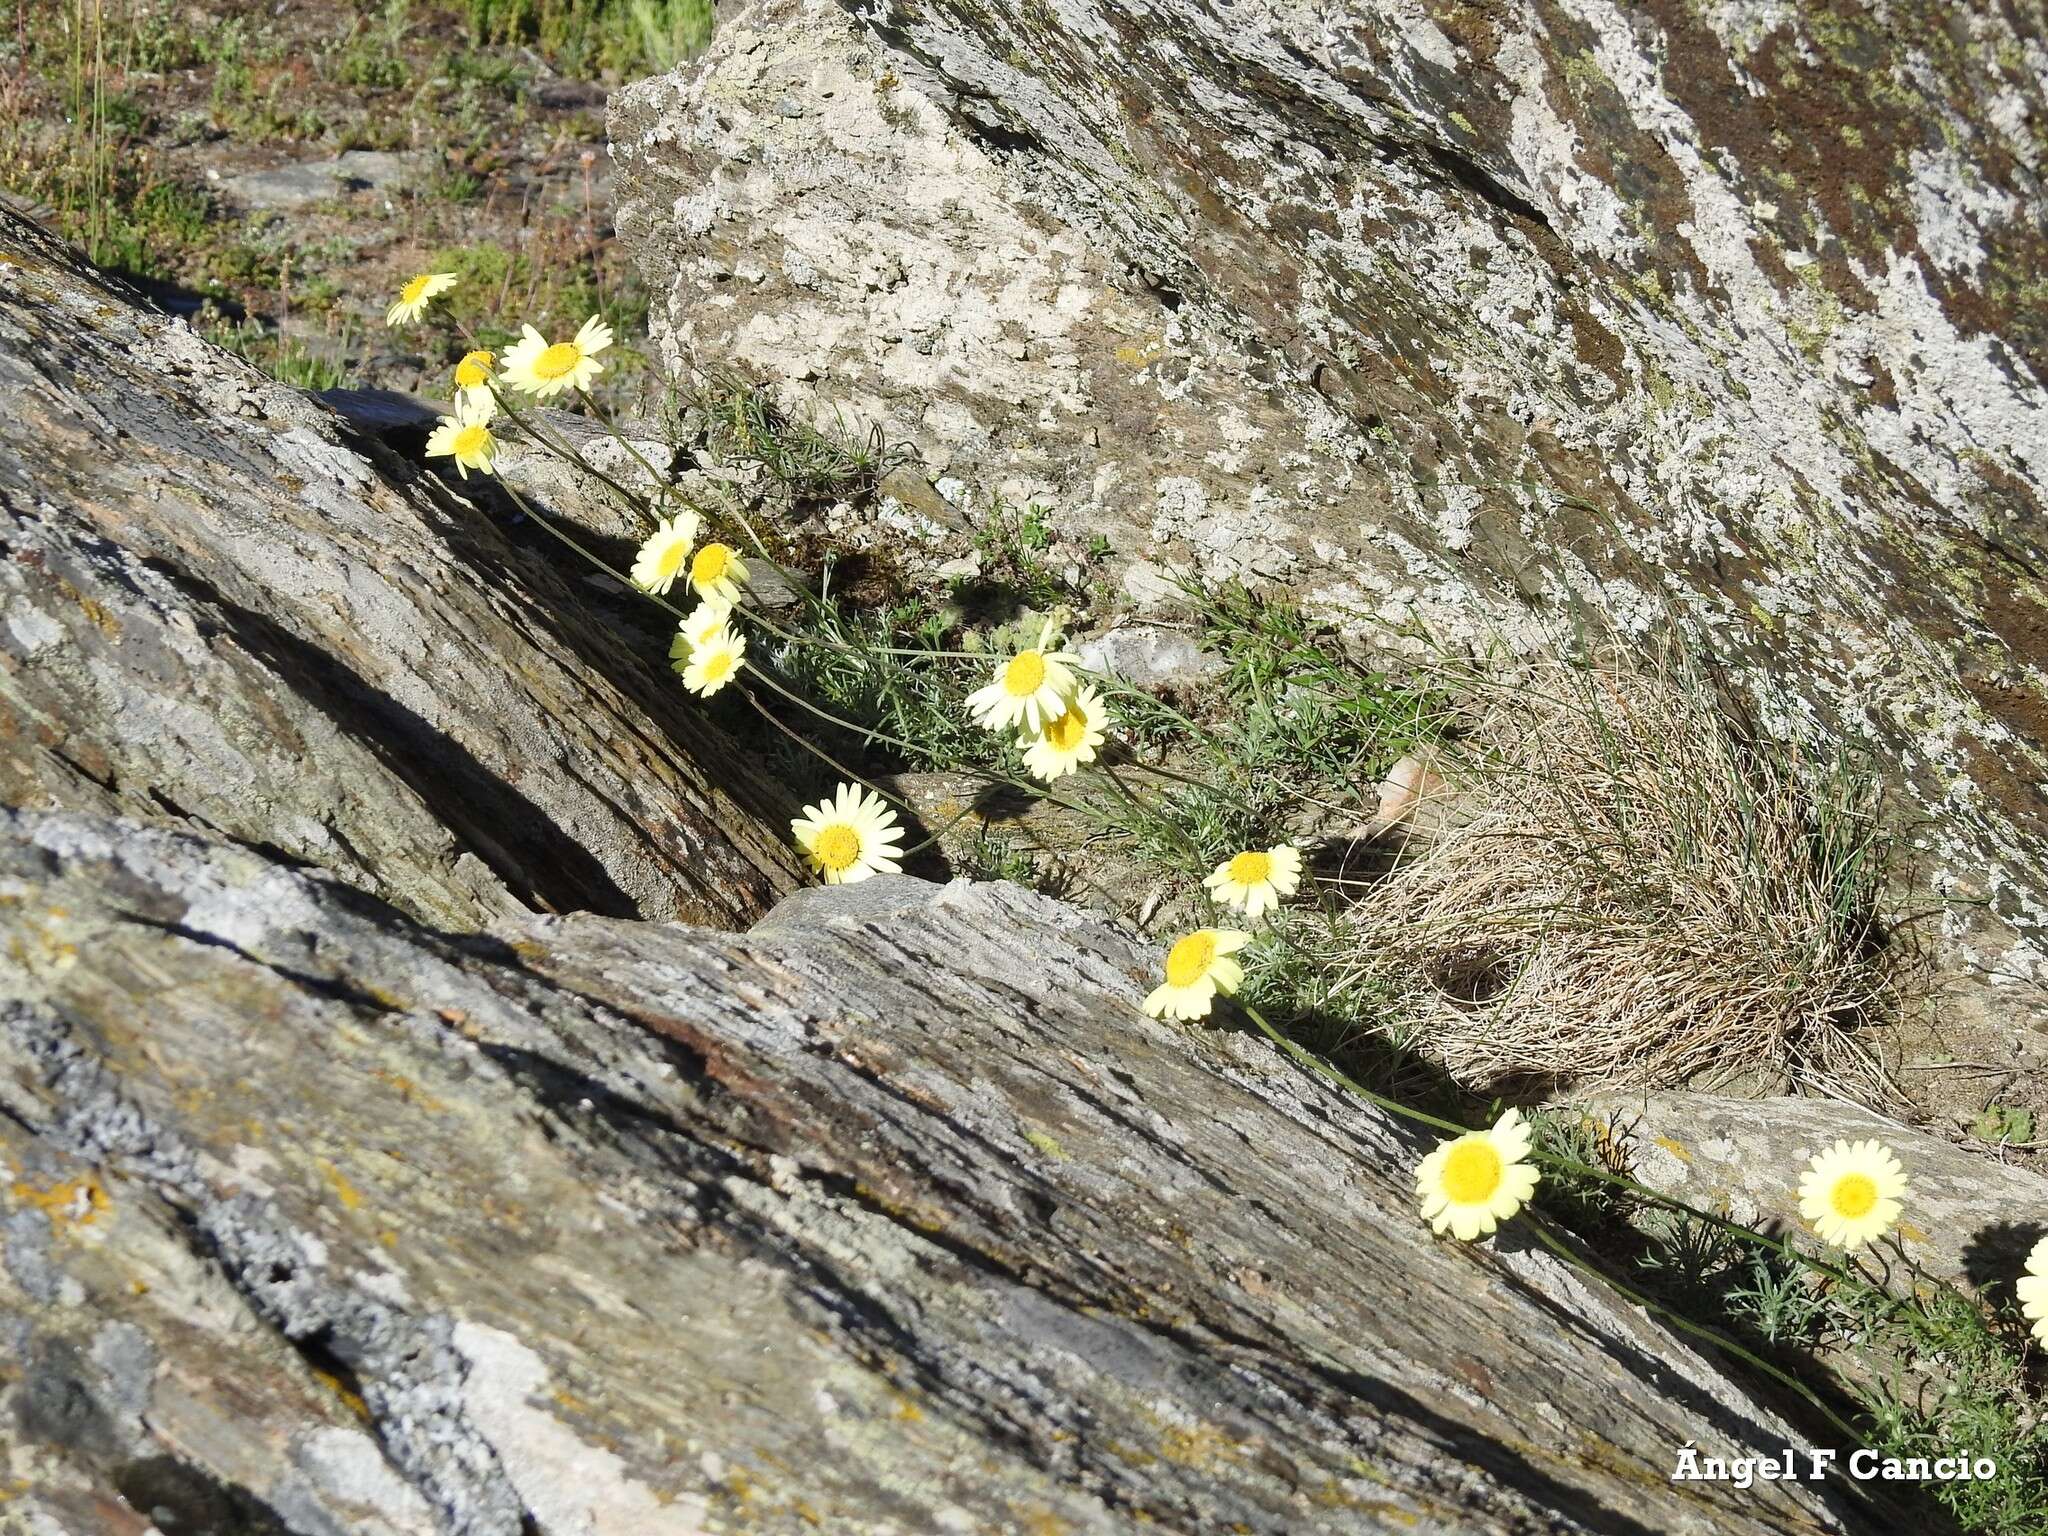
[1334,643,1914,1098]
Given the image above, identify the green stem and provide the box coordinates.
[741,687,915,820]
[1076,665,1213,743]
[737,652,955,760]
[576,385,676,517]
[898,798,992,858]
[1521,1220,1863,1446]
[493,476,691,624]
[448,315,661,524]
[493,382,654,521]
[1096,758,1207,865]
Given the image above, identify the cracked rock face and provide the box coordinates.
[1,808,1889,1534]
[0,211,796,933]
[608,0,2048,1114]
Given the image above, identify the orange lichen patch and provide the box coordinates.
[1156,1421,1242,1471]
[311,1367,371,1423]
[315,1158,364,1212]
[1652,1135,1692,1162]
[75,594,121,637]
[1895,1220,1929,1245]
[7,925,79,974]
[8,1173,110,1232]
[891,1396,924,1423]
[372,1068,446,1111]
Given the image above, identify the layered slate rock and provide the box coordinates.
[0,807,1894,1535]
[0,210,795,932]
[608,0,2048,1120]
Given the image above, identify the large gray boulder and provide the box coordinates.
[0,209,796,931]
[608,0,2048,1122]
[2,807,1887,1534]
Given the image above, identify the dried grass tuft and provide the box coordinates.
[1334,641,1916,1099]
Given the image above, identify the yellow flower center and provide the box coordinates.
[1227,850,1273,886]
[400,274,434,304]
[1440,1139,1504,1205]
[1044,703,1088,750]
[1003,651,1047,697]
[455,350,493,387]
[1164,931,1217,988]
[451,424,490,458]
[813,824,861,872]
[692,544,732,586]
[658,538,690,578]
[532,340,583,381]
[1829,1173,1878,1219]
[701,651,736,683]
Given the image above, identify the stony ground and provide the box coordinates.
[0,0,696,406]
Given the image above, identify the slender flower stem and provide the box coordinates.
[1119,754,1226,792]
[1077,666,1213,742]
[576,386,674,509]
[490,382,656,522]
[744,681,1077,856]
[492,476,692,623]
[740,659,1073,810]
[743,688,912,819]
[1520,1219,1862,1446]
[737,654,951,760]
[898,800,991,858]
[1098,759,1208,864]
[752,614,986,660]
[732,597,831,652]
[447,314,661,523]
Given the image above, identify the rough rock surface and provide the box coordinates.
[221,151,425,214]
[608,0,2048,1113]
[3,807,1904,1535]
[0,210,796,932]
[1587,1090,2048,1298]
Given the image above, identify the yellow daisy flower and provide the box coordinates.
[453,348,496,414]
[791,783,905,885]
[1143,928,1250,1021]
[423,401,498,480]
[680,625,746,698]
[967,618,1079,734]
[1416,1108,1541,1241]
[688,541,749,605]
[501,315,614,398]
[1019,684,1107,782]
[629,511,702,596]
[386,272,457,327]
[1202,843,1303,921]
[667,599,734,673]
[2018,1236,2048,1345]
[1796,1138,1907,1249]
